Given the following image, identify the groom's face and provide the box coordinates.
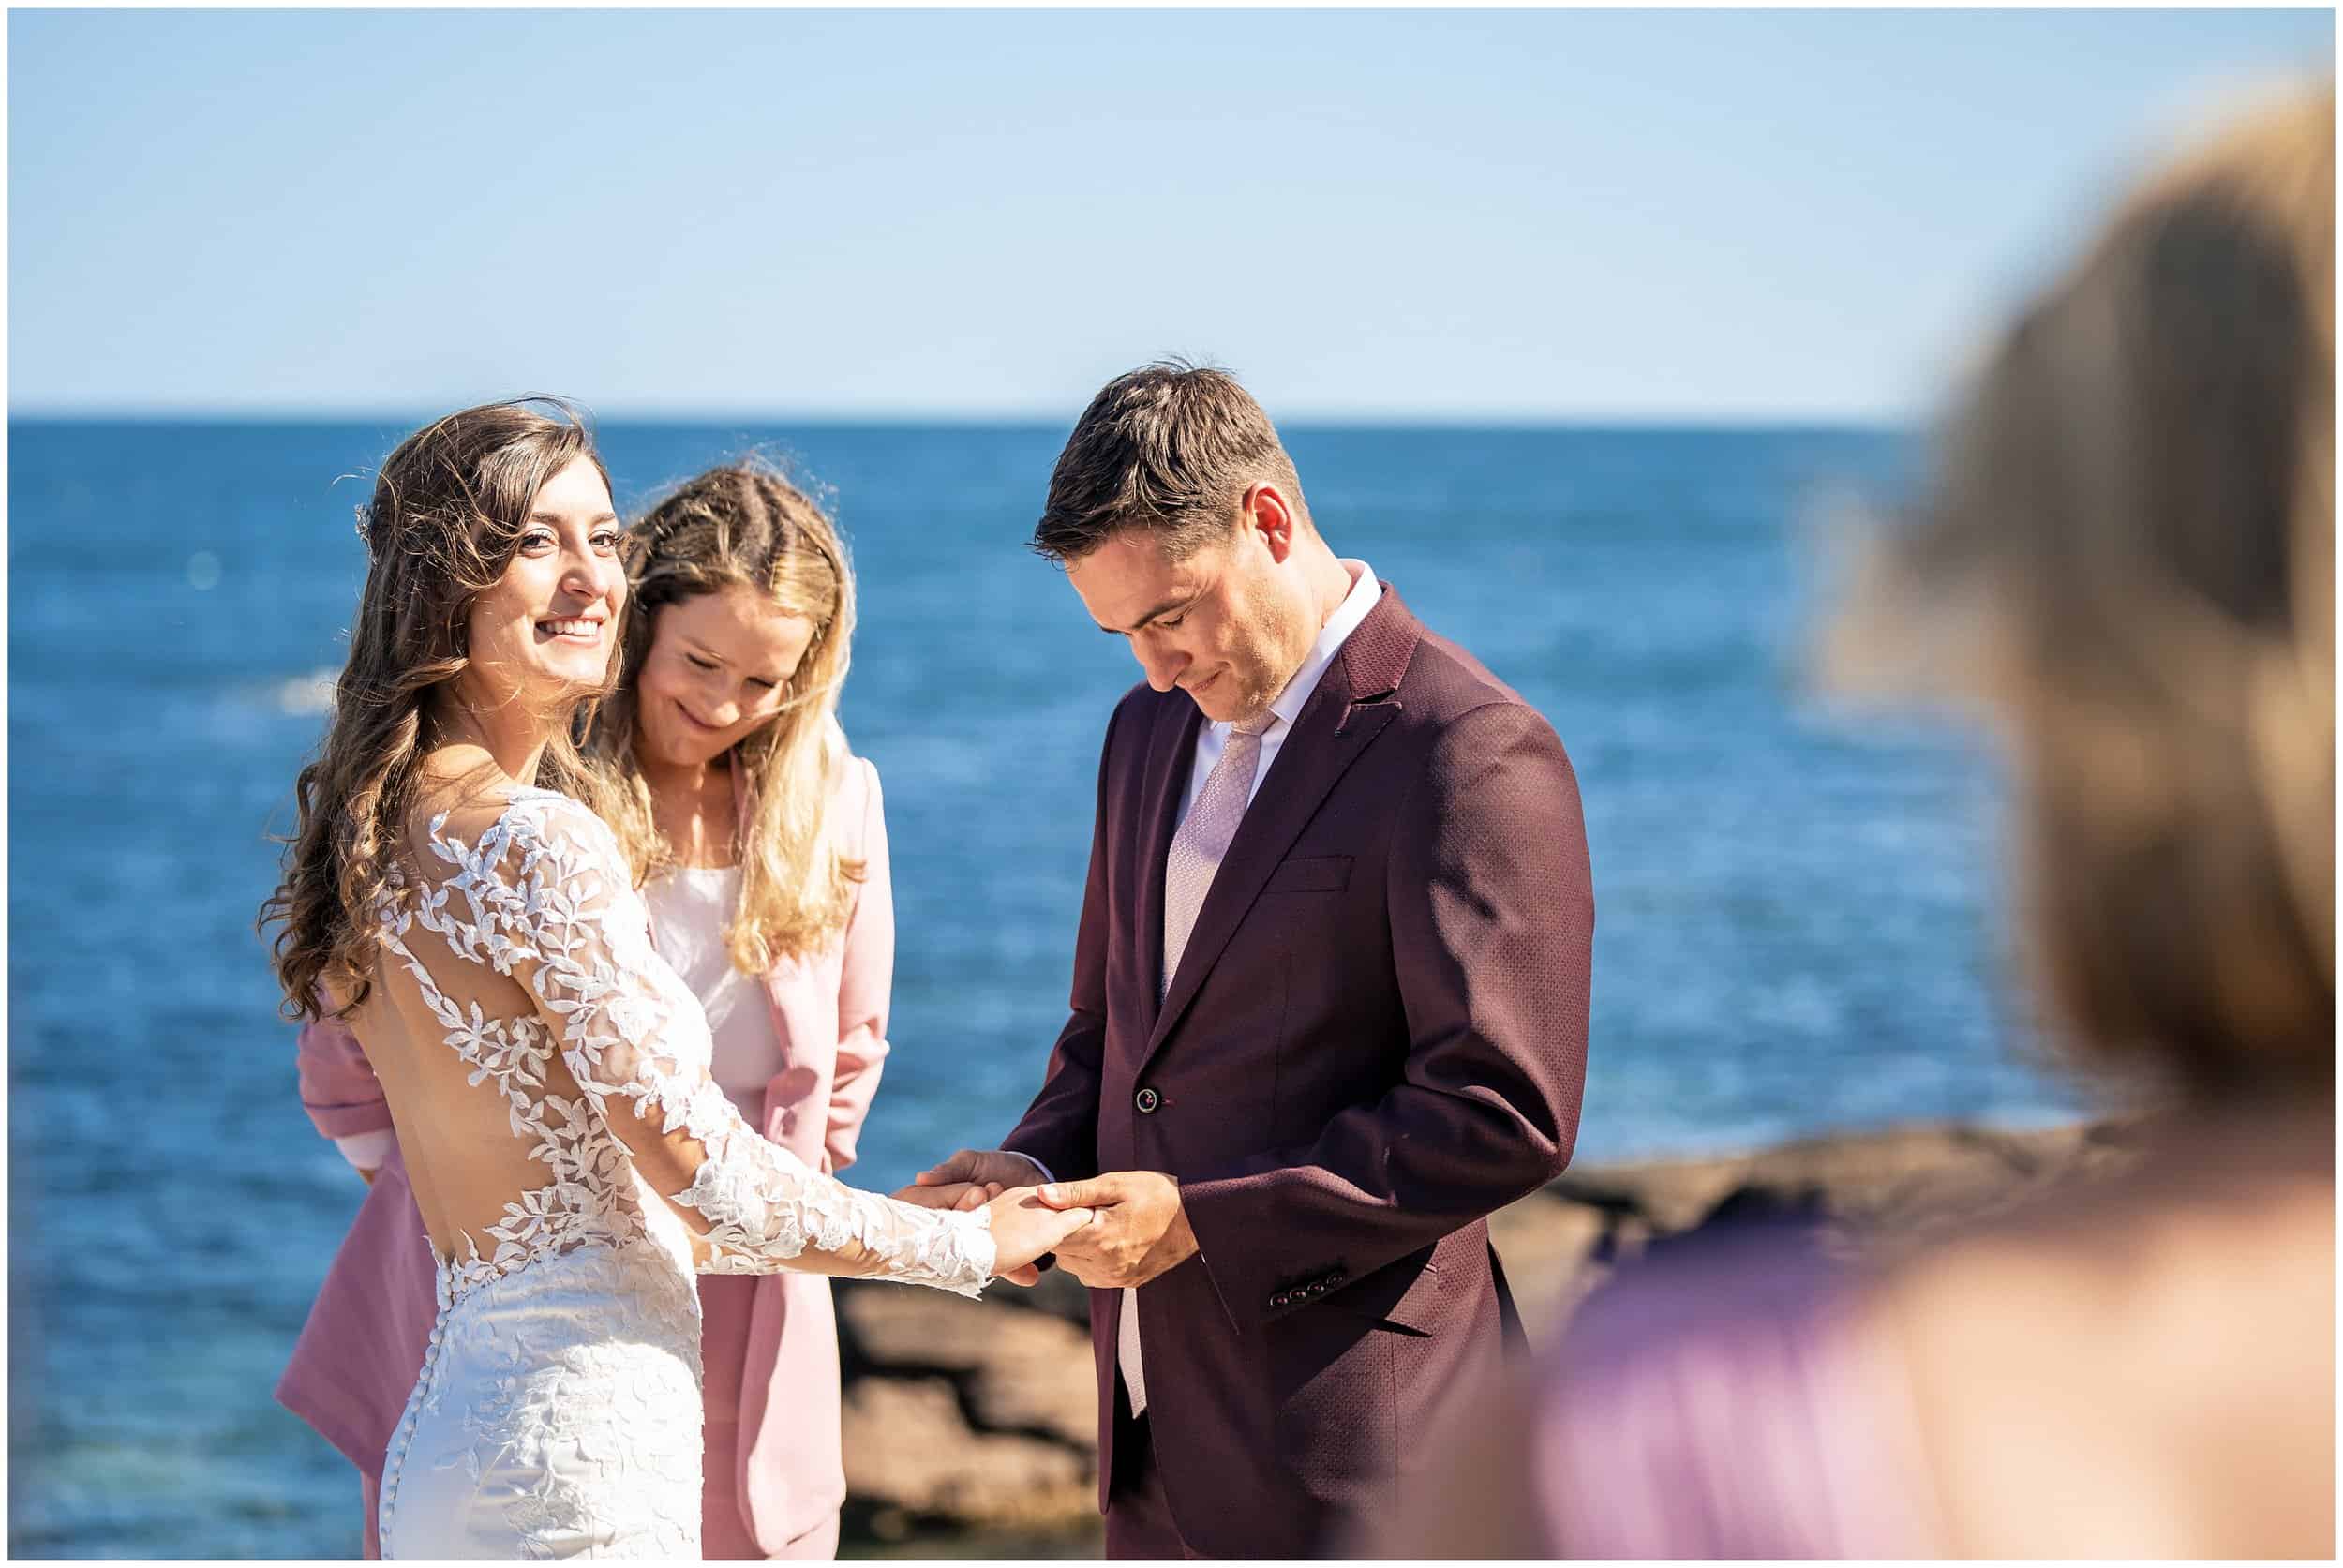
[1067,493,1311,724]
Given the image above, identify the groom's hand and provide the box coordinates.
[1038,1172,1195,1289]
[904,1148,1045,1200]
[900,1149,1046,1245]
[889,1179,1000,1213]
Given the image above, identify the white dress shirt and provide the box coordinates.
[1013,558,1382,1417]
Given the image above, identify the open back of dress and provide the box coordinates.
[344,786,991,1558]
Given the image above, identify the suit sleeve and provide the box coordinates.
[1178,701,1592,1322]
[1000,697,1127,1183]
[825,758,894,1175]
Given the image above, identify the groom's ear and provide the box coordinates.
[1245,484,1297,561]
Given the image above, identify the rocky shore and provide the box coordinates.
[834,1117,2140,1556]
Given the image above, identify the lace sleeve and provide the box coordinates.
[434,791,995,1296]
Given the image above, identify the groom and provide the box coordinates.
[916,362,1591,1557]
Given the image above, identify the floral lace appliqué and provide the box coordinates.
[369,788,992,1557]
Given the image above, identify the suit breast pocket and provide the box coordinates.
[1262,855,1351,894]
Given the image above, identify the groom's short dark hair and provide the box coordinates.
[1031,359,1308,564]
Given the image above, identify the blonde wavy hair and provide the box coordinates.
[1822,84,2334,1096]
[589,459,865,973]
[261,398,629,1021]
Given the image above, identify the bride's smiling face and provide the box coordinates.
[464,457,628,705]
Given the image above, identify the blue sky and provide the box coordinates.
[8,8,2331,421]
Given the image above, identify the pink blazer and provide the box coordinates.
[276,757,896,1555]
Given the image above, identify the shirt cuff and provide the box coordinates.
[334,1130,395,1172]
[1003,1150,1056,1186]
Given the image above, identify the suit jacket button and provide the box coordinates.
[1270,1292,1291,1307]
[1134,1087,1160,1113]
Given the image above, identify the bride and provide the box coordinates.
[261,399,1090,1558]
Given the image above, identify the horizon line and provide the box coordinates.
[7,404,1917,432]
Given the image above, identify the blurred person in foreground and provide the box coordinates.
[1371,82,2335,1559]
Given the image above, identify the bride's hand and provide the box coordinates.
[984,1185,1095,1286]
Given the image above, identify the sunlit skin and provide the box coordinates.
[437,456,627,780]
[1063,484,1349,726]
[902,482,1357,1287]
[632,586,815,868]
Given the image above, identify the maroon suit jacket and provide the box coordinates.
[1005,585,1592,1557]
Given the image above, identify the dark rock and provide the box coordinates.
[837,1118,2135,1551]
[838,1376,1094,1531]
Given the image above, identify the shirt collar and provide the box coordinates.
[1260,558,1380,734]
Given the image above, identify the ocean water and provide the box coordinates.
[7,420,2083,1557]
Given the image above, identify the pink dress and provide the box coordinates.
[277,758,896,1559]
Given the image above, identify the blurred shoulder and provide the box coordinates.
[1878,1113,2333,1365]
[1869,1114,2334,1555]
[1535,1220,1931,1556]
[1556,1217,1855,1377]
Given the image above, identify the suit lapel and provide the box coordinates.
[1141,587,1421,1068]
[1135,694,1206,1036]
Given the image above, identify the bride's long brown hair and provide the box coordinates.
[261,398,627,1021]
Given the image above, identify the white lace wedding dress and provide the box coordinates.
[359,788,993,1558]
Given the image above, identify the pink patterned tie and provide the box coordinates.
[1160,710,1276,999]
[1126,710,1273,1419]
